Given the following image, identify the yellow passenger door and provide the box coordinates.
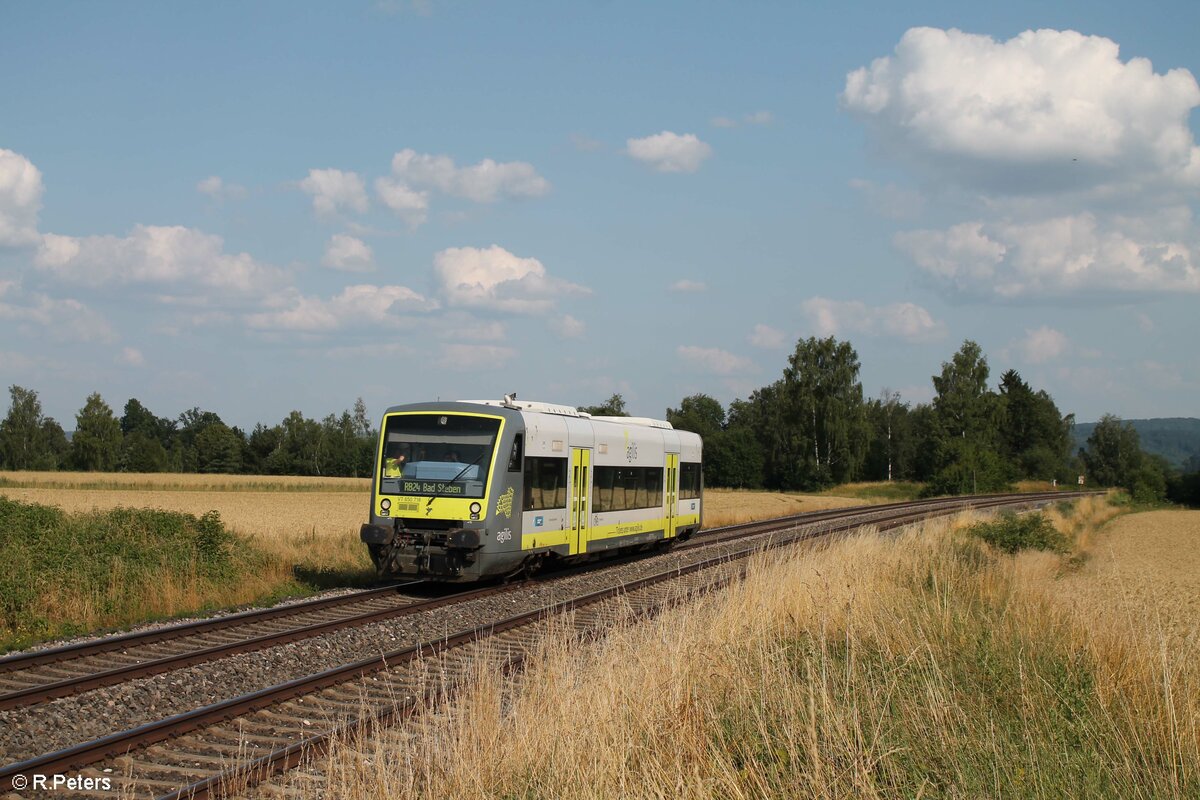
[664,453,679,540]
[570,447,591,555]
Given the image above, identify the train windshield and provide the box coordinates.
[379,414,502,499]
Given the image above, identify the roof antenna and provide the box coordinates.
[502,392,518,408]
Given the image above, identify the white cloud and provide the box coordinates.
[322,234,375,272]
[196,176,246,200]
[433,245,590,314]
[745,110,774,125]
[894,222,1006,283]
[299,169,369,218]
[0,148,43,247]
[625,132,713,173]
[550,314,585,338]
[676,345,755,375]
[1012,326,1071,363]
[710,116,738,128]
[748,323,786,349]
[843,27,1200,195]
[374,177,429,228]
[246,284,431,332]
[895,214,1200,299]
[802,297,946,343]
[117,347,145,366]
[1136,312,1155,333]
[440,343,516,370]
[670,279,707,293]
[34,225,287,296]
[387,149,550,203]
[0,283,115,342]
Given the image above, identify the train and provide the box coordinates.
[359,396,703,581]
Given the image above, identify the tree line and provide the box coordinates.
[1,335,1192,503]
[603,336,1181,503]
[659,337,1192,501]
[0,388,377,477]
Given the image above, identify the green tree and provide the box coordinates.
[864,390,917,482]
[120,432,169,472]
[268,411,325,475]
[925,341,1008,495]
[39,417,70,469]
[121,398,176,447]
[1079,414,1141,487]
[176,407,226,471]
[71,392,123,471]
[997,369,1073,481]
[246,423,284,473]
[1,386,48,469]
[781,336,868,488]
[705,427,765,488]
[666,394,725,439]
[580,394,629,417]
[1079,414,1164,501]
[194,423,243,473]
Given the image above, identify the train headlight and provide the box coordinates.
[380,498,392,511]
[469,502,481,515]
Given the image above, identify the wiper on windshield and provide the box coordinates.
[427,451,486,509]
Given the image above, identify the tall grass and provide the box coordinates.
[309,499,1197,799]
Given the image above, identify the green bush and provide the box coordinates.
[967,511,1067,554]
[0,497,262,650]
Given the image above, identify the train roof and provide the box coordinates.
[459,398,675,430]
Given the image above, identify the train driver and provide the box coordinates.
[383,444,408,477]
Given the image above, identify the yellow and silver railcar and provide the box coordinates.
[360,397,703,581]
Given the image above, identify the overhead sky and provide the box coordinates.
[1,1,1198,430]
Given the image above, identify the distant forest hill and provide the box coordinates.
[1073,418,1200,469]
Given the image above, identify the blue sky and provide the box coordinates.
[2,1,1198,430]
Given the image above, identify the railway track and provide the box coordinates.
[0,491,1067,712]
[0,491,1093,798]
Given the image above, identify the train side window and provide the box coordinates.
[523,456,567,511]
[680,462,701,499]
[592,466,665,511]
[508,435,523,472]
[646,468,663,507]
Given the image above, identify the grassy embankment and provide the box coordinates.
[0,497,304,652]
[304,496,1200,799]
[0,472,861,651]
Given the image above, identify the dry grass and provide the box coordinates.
[302,500,1199,799]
